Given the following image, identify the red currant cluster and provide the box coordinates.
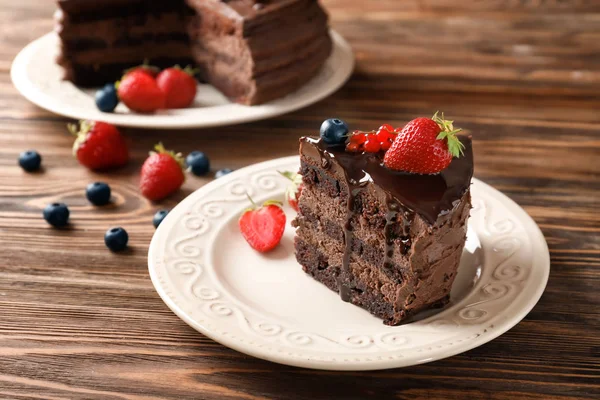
[346,124,398,153]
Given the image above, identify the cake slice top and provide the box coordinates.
[300,135,474,225]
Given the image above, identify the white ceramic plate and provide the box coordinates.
[148,156,549,371]
[11,31,354,129]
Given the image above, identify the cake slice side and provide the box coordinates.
[294,136,473,325]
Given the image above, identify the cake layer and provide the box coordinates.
[294,135,473,325]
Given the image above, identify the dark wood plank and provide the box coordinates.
[0,0,598,399]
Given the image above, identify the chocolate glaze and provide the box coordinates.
[301,136,473,301]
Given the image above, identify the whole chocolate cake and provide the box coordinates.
[55,0,332,105]
[293,120,473,325]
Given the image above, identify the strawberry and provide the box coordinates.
[117,69,165,113]
[140,143,185,201]
[383,112,465,174]
[69,120,129,170]
[156,66,198,109]
[239,196,286,253]
[279,171,304,211]
[124,63,160,78]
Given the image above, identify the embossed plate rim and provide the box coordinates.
[11,31,353,129]
[148,156,550,371]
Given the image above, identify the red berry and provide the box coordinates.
[346,142,361,152]
[239,199,286,252]
[383,112,465,174]
[118,70,166,113]
[69,120,129,171]
[156,66,198,109]
[380,140,392,151]
[364,138,381,153]
[279,171,303,211]
[140,143,185,201]
[350,131,367,145]
[380,124,394,132]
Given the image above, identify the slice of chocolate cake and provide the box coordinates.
[55,0,332,105]
[294,120,473,325]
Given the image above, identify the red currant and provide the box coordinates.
[350,131,367,145]
[364,138,381,153]
[376,129,392,143]
[346,142,361,152]
[379,124,394,133]
[380,140,392,151]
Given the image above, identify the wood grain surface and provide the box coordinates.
[1,1,599,399]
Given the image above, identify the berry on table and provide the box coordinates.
[186,151,210,176]
[86,182,111,206]
[384,111,465,174]
[153,210,169,228]
[156,66,198,109]
[70,120,129,171]
[117,69,166,113]
[104,227,129,252]
[320,118,349,144]
[43,203,70,227]
[215,168,233,179]
[140,143,185,201]
[18,150,42,172]
[239,196,286,253]
[95,83,119,113]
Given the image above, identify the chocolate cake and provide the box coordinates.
[294,135,474,325]
[55,0,332,105]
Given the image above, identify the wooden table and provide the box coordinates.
[1,1,598,399]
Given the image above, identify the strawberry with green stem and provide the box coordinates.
[383,111,465,174]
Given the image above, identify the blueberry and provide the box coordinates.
[320,118,349,144]
[153,210,169,228]
[215,168,233,179]
[95,83,119,113]
[86,182,111,206]
[186,151,210,176]
[104,227,129,252]
[43,203,70,227]
[19,150,42,172]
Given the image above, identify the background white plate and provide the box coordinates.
[11,31,354,129]
[148,156,550,371]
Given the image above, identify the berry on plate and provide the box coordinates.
[156,66,197,109]
[86,182,111,206]
[215,168,233,179]
[19,150,42,172]
[104,227,129,252]
[383,112,465,174]
[95,83,119,113]
[239,196,286,253]
[140,143,185,201]
[43,203,70,227]
[186,151,210,176]
[117,69,165,113]
[320,118,349,144]
[153,209,169,228]
[70,120,129,171]
[279,171,304,211]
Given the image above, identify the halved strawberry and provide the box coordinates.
[239,196,286,253]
